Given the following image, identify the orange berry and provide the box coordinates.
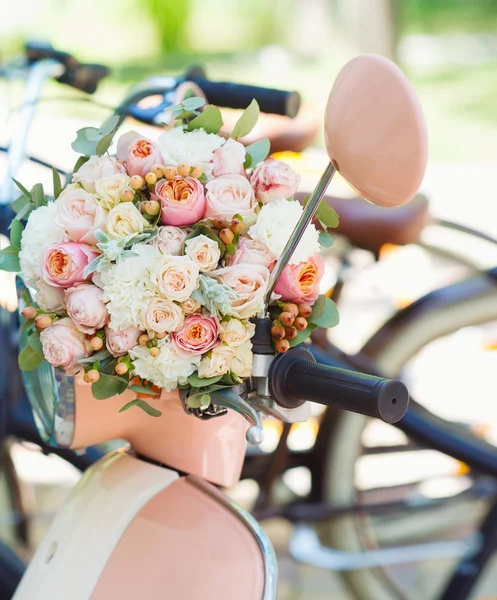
[138,334,149,347]
[120,187,135,202]
[149,347,160,357]
[271,325,285,340]
[212,217,226,230]
[191,165,203,178]
[280,311,295,326]
[230,218,243,234]
[130,175,144,190]
[275,339,290,353]
[35,314,52,330]
[21,306,37,320]
[155,331,167,339]
[145,172,157,186]
[150,164,165,178]
[177,163,190,177]
[283,326,297,340]
[283,303,299,317]
[145,200,161,216]
[298,303,313,318]
[115,362,128,375]
[294,316,308,331]
[219,228,234,245]
[163,166,177,180]
[90,337,103,351]
[86,369,100,383]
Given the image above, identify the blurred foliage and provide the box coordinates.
[403,0,497,33]
[140,0,191,53]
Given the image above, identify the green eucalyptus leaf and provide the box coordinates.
[28,332,43,355]
[136,400,162,417]
[78,349,112,366]
[12,179,32,199]
[18,345,43,370]
[318,230,335,247]
[308,295,326,322]
[128,385,160,396]
[91,373,128,400]
[73,155,90,173]
[0,246,20,272]
[9,220,23,248]
[21,318,35,331]
[244,138,270,168]
[232,99,260,139]
[187,372,223,388]
[31,183,46,208]
[187,105,223,134]
[14,203,32,222]
[10,194,30,215]
[52,167,63,199]
[119,399,140,413]
[182,97,206,111]
[289,323,317,347]
[310,297,339,329]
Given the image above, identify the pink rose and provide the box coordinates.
[150,226,187,255]
[172,314,219,355]
[274,254,324,304]
[153,177,206,226]
[40,317,91,376]
[105,326,141,357]
[116,131,162,178]
[55,187,108,245]
[205,174,257,222]
[250,158,300,204]
[211,138,246,177]
[42,242,99,288]
[226,237,276,272]
[65,284,109,335]
[212,264,270,319]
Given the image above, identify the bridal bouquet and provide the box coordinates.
[1,97,338,415]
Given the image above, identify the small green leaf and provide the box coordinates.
[10,194,30,215]
[18,345,43,370]
[73,155,90,173]
[187,372,223,388]
[302,196,339,229]
[226,243,235,255]
[31,183,46,208]
[232,99,260,139]
[182,97,206,111]
[52,167,62,199]
[200,394,211,406]
[318,230,335,247]
[309,295,326,321]
[187,392,211,409]
[72,115,120,157]
[9,220,23,248]
[128,384,160,396]
[14,202,32,222]
[21,318,35,331]
[244,138,270,168]
[78,349,112,366]
[188,105,223,134]
[0,246,20,272]
[288,323,318,347]
[12,179,32,199]
[119,399,140,412]
[310,297,339,329]
[91,374,128,400]
[136,400,162,417]
[28,332,43,355]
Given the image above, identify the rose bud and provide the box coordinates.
[21,306,37,320]
[150,164,165,178]
[35,314,52,330]
[130,175,144,190]
[280,311,295,326]
[163,166,177,180]
[85,369,100,383]
[230,218,243,234]
[271,325,285,340]
[177,163,190,177]
[283,326,297,340]
[191,165,203,178]
[145,172,157,186]
[219,228,234,245]
[119,187,135,202]
[294,316,308,331]
[90,336,103,351]
[115,362,128,375]
[275,339,290,353]
[283,303,299,317]
[298,302,313,318]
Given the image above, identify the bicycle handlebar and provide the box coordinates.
[269,347,409,424]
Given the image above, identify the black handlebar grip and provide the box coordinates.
[56,63,109,94]
[190,77,301,118]
[269,348,409,424]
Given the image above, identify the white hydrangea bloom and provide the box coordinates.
[157,127,224,176]
[248,198,320,265]
[19,202,65,283]
[102,244,160,331]
[129,338,200,391]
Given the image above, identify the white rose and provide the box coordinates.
[219,318,255,348]
[142,298,184,334]
[248,198,320,265]
[230,340,253,379]
[151,254,200,302]
[179,298,202,315]
[211,264,269,319]
[198,344,235,379]
[106,203,149,240]
[184,234,221,273]
[36,281,66,313]
[204,174,257,222]
[158,127,223,176]
[94,173,131,210]
[211,138,246,177]
[150,226,187,255]
[72,156,126,194]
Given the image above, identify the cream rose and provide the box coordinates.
[204,174,257,222]
[95,173,131,210]
[36,281,66,313]
[106,203,149,240]
[55,187,108,245]
[72,156,126,194]
[211,264,269,319]
[180,298,201,315]
[150,226,187,255]
[142,298,184,334]
[152,255,199,302]
[230,341,253,379]
[184,234,221,273]
[219,318,255,348]
[198,344,234,379]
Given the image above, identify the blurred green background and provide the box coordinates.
[1,0,497,163]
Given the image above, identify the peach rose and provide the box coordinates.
[225,237,276,272]
[250,158,300,204]
[204,174,257,222]
[40,317,91,375]
[211,264,270,319]
[105,326,141,357]
[274,254,324,304]
[42,242,99,288]
[72,155,126,194]
[55,187,108,245]
[65,284,109,335]
[153,177,206,227]
[172,314,219,355]
[211,138,246,178]
[184,234,221,272]
[150,226,187,255]
[143,298,184,334]
[117,131,163,178]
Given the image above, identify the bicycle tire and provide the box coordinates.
[319,269,497,600]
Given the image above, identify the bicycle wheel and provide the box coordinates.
[320,270,497,600]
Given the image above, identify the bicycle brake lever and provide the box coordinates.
[210,387,264,445]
